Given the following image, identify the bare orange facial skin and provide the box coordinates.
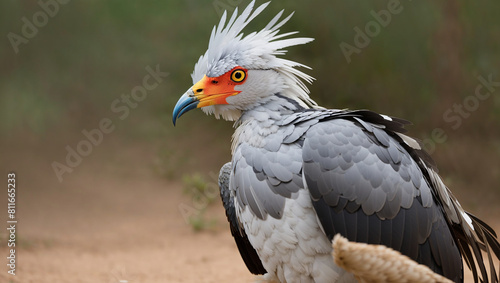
[192,66,248,108]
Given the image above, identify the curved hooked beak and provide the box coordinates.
[172,75,240,125]
[172,89,199,126]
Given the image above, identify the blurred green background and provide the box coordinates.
[1,0,499,201]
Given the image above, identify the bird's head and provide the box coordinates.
[173,1,318,125]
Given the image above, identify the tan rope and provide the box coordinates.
[332,234,453,283]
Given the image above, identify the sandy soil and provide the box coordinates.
[0,133,498,283]
[0,134,255,283]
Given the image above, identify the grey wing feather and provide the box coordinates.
[218,162,266,275]
[302,117,463,282]
[232,129,305,219]
[325,110,500,282]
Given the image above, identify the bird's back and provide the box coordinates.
[231,107,464,282]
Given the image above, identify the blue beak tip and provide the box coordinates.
[172,95,199,126]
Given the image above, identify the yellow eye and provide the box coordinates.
[231,69,246,82]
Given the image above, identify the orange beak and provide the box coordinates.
[173,67,247,125]
[191,75,241,108]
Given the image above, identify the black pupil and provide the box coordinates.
[234,72,242,79]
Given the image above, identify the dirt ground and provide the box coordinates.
[0,132,498,283]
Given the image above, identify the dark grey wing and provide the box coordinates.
[302,118,463,282]
[218,162,266,275]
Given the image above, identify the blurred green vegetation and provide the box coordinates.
[1,1,499,195]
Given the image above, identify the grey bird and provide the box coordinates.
[173,1,500,282]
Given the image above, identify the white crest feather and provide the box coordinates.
[192,0,319,113]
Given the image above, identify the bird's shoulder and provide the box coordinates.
[300,109,435,218]
[230,108,432,220]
